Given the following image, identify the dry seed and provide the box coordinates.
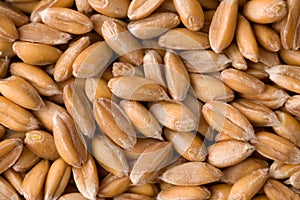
[227,168,269,200]
[0,1,28,26]
[0,14,19,42]
[22,159,50,200]
[120,100,162,139]
[12,41,62,66]
[127,0,164,20]
[40,7,93,34]
[63,84,96,139]
[32,100,67,131]
[98,174,131,198]
[270,161,300,179]
[94,98,136,150]
[164,50,190,101]
[54,36,90,82]
[221,158,269,185]
[236,15,259,62]
[179,50,231,73]
[150,101,197,132]
[202,101,255,141]
[0,138,23,174]
[128,12,180,39]
[53,112,87,168]
[18,22,72,45]
[223,43,247,70]
[143,50,165,87]
[10,62,62,96]
[285,170,300,189]
[243,0,287,24]
[252,131,300,164]
[0,75,44,110]
[114,193,153,200]
[273,111,300,147]
[209,184,231,200]
[0,176,20,200]
[102,20,144,66]
[279,49,300,66]
[24,130,59,160]
[190,73,234,103]
[157,186,210,200]
[3,168,23,196]
[92,134,129,177]
[285,95,300,118]
[264,179,300,200]
[240,84,289,109]
[158,28,210,50]
[112,62,144,77]
[160,161,222,186]
[173,0,204,31]
[128,183,158,197]
[0,96,40,132]
[12,146,40,173]
[253,24,281,52]
[266,65,300,93]
[88,0,129,18]
[130,142,173,185]
[85,78,113,102]
[72,41,113,78]
[208,140,255,168]
[209,0,239,53]
[72,153,99,200]
[221,68,265,94]
[44,158,72,200]
[231,99,280,127]
[280,0,300,50]
[164,129,207,162]
[108,76,169,102]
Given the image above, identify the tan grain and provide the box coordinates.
[252,131,300,164]
[108,76,169,102]
[128,12,180,39]
[158,28,210,50]
[160,161,222,186]
[12,41,62,66]
[22,159,50,200]
[209,0,239,53]
[173,0,204,31]
[208,140,255,168]
[24,130,59,160]
[40,7,93,34]
[53,112,87,168]
[202,101,255,141]
[44,158,72,200]
[243,0,287,24]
